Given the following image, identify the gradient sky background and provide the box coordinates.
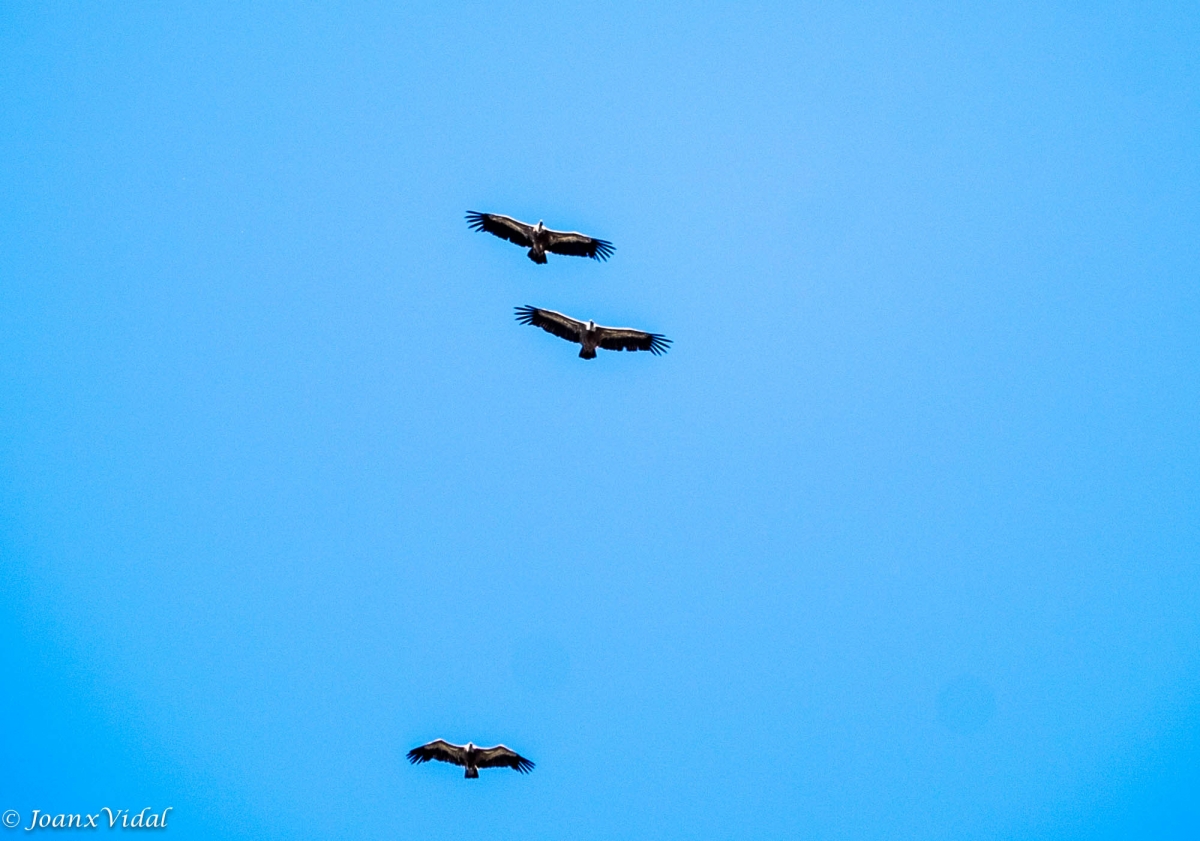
[2,3,1198,839]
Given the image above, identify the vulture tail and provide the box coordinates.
[464,767,479,779]
[579,347,597,360]
[527,248,548,264]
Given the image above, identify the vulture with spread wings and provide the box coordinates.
[515,305,671,359]
[466,211,614,264]
[407,740,535,778]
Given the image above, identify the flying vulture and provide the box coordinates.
[466,211,614,264]
[515,305,671,359]
[406,740,535,778]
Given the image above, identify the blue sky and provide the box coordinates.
[2,2,1198,839]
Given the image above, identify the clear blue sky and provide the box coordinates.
[2,3,1198,839]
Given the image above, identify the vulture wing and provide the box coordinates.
[514,306,587,346]
[543,228,615,261]
[465,212,535,248]
[596,325,672,356]
[474,745,536,774]
[407,740,467,767]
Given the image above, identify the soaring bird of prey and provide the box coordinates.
[466,211,614,264]
[515,305,671,359]
[407,740,535,778]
